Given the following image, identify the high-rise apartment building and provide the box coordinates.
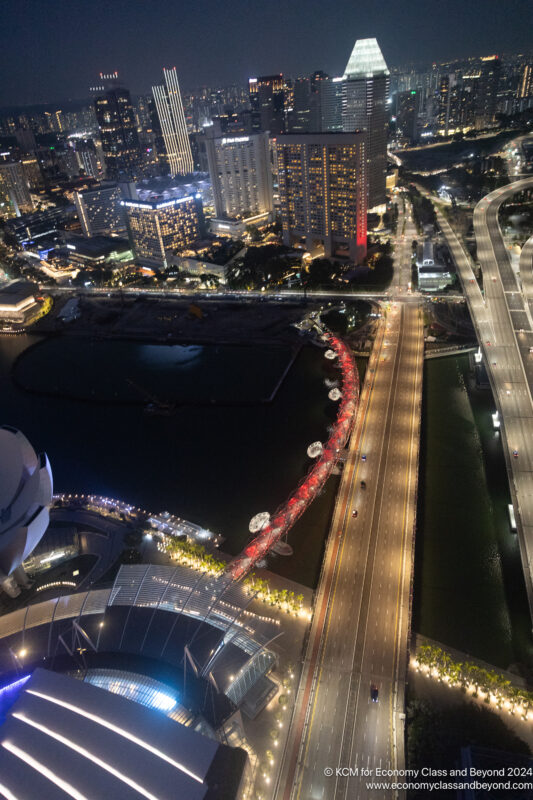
[518,63,533,99]
[93,73,141,180]
[74,183,127,237]
[205,131,273,221]
[342,38,389,210]
[276,133,366,262]
[0,162,33,216]
[476,55,501,129]
[152,68,194,177]
[123,195,202,269]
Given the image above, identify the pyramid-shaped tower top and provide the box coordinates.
[343,38,389,79]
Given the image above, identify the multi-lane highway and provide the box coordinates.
[276,283,423,799]
[392,195,417,293]
[433,176,533,621]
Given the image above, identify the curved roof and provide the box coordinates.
[0,427,52,577]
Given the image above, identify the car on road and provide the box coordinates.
[360,481,366,489]
[370,684,379,703]
[361,454,367,461]
[352,509,358,518]
[513,450,519,458]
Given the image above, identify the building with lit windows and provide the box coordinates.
[93,73,141,180]
[74,183,127,237]
[518,63,532,100]
[248,74,285,134]
[342,37,389,210]
[123,195,203,268]
[152,68,194,177]
[205,132,273,224]
[276,133,367,262]
[0,161,33,216]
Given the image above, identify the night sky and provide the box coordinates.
[0,0,532,107]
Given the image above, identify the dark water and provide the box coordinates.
[0,333,339,585]
[414,355,533,672]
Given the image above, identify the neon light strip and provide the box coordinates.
[2,741,88,800]
[11,713,160,800]
[26,690,203,784]
[0,781,20,800]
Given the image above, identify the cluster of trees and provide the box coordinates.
[417,643,533,714]
[165,537,226,575]
[244,572,304,615]
[226,245,301,290]
[407,185,437,232]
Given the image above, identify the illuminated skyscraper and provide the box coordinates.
[342,38,389,210]
[205,132,273,220]
[518,63,532,99]
[93,73,141,180]
[276,133,366,263]
[74,183,127,237]
[123,196,202,268]
[152,68,194,177]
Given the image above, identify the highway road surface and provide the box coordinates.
[432,177,533,622]
[276,297,423,800]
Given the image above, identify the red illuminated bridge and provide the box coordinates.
[227,330,359,581]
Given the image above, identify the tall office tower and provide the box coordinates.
[275,133,367,263]
[475,56,501,128]
[342,37,389,210]
[0,162,33,216]
[290,78,312,132]
[249,74,285,134]
[205,131,273,220]
[122,196,202,269]
[518,63,533,99]
[396,89,420,143]
[93,73,141,180]
[320,77,344,132]
[152,68,194,177]
[74,183,127,237]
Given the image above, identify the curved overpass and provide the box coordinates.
[227,330,359,580]
[472,176,533,622]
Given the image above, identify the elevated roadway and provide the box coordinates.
[432,177,533,622]
[276,297,423,800]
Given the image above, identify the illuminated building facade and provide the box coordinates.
[276,133,366,262]
[74,183,127,237]
[0,161,33,216]
[123,196,202,268]
[152,68,194,177]
[205,132,273,220]
[518,63,532,99]
[93,73,141,180]
[342,38,389,210]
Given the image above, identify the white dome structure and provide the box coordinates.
[0,426,53,597]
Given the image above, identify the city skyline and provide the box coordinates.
[0,0,532,107]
